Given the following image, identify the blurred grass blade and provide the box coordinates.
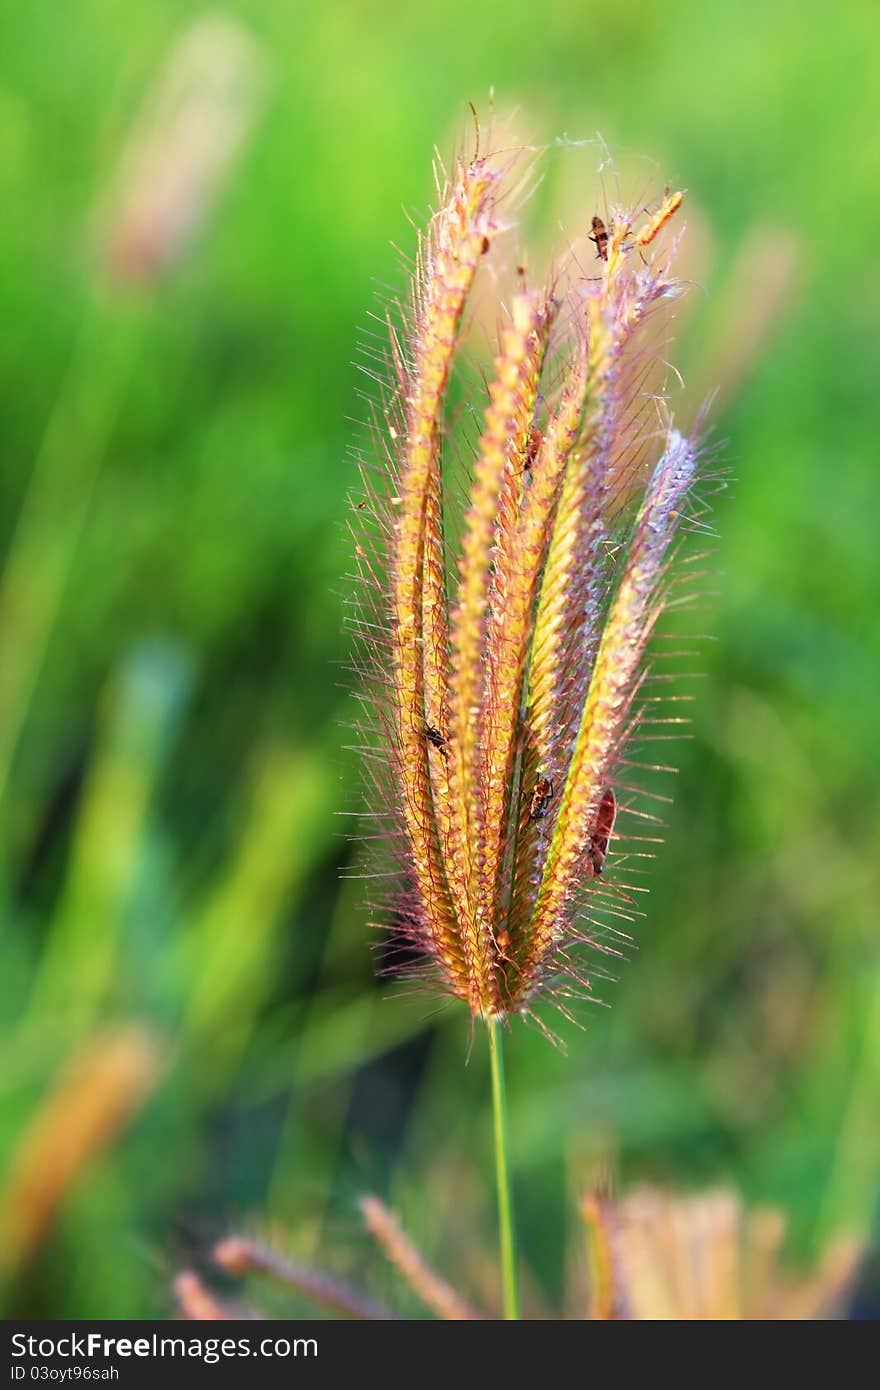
[0,1024,164,1278]
[0,14,268,824]
[180,745,333,1076]
[0,288,146,819]
[23,641,191,1042]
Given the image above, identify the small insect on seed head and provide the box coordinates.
[524,424,543,473]
[423,723,448,752]
[589,214,609,262]
[587,788,617,877]
[529,775,555,821]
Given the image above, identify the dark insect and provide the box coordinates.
[424,723,448,751]
[588,787,617,876]
[589,214,609,262]
[529,775,554,821]
[524,424,543,473]
[355,499,367,509]
[481,235,491,255]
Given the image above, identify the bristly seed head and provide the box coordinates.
[349,122,713,1032]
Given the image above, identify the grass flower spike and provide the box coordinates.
[352,137,706,1031]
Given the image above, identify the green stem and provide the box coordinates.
[488,1016,519,1319]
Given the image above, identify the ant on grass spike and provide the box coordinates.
[588,788,617,876]
[423,723,448,753]
[529,775,554,821]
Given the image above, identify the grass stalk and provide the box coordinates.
[488,1016,519,1319]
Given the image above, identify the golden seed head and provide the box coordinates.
[351,124,705,1029]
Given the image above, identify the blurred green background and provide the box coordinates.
[1,0,877,1318]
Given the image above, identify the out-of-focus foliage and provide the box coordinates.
[0,0,876,1318]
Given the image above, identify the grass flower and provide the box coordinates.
[351,131,708,1028]
[350,119,714,1317]
[581,1185,861,1320]
[360,1195,483,1320]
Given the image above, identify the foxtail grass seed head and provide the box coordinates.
[100,15,268,284]
[581,1185,861,1320]
[350,122,716,1029]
